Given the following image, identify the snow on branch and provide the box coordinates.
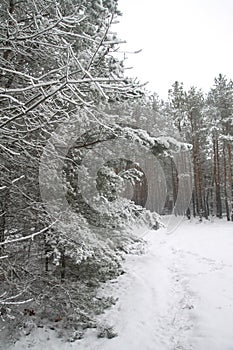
[0,143,20,156]
[0,255,8,260]
[0,290,33,306]
[0,175,25,191]
[0,221,56,246]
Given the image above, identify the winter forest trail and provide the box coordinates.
[78,219,233,350]
[11,219,233,350]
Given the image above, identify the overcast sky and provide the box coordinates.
[113,0,233,99]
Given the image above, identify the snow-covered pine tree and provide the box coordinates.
[0,0,167,340]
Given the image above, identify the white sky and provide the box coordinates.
[113,0,233,99]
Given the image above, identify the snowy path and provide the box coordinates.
[10,219,233,350]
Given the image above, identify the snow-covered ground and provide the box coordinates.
[9,218,233,350]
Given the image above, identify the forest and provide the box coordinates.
[0,0,232,345]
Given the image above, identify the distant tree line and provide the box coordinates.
[115,74,233,221]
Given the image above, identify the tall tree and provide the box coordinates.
[0,0,163,336]
[207,74,233,220]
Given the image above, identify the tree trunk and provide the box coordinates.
[213,136,222,218]
[192,191,196,217]
[171,158,178,211]
[223,143,230,220]
[227,143,233,221]
[0,189,8,252]
[60,252,66,282]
